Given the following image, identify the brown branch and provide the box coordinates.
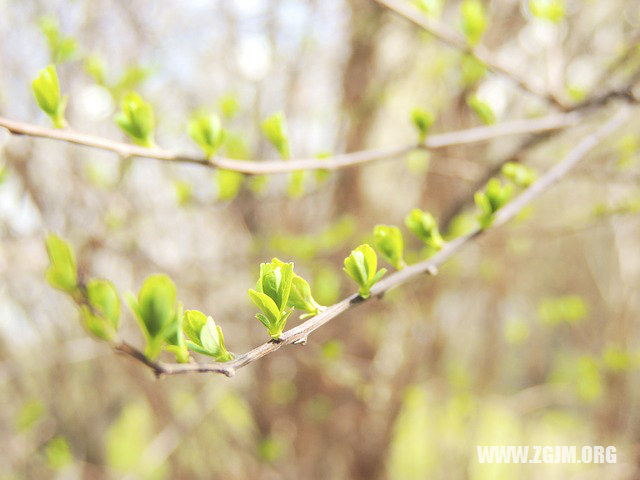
[371,0,566,108]
[112,106,630,378]
[0,113,578,174]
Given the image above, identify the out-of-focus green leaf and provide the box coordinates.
[502,162,537,187]
[467,94,496,125]
[126,274,178,359]
[411,108,435,141]
[188,112,225,158]
[216,169,244,201]
[82,278,120,341]
[405,208,444,250]
[172,180,192,207]
[261,112,290,159]
[538,295,588,326]
[460,0,487,46]
[475,178,513,228]
[219,94,240,119]
[374,225,405,270]
[115,92,155,147]
[39,16,77,64]
[32,65,67,128]
[44,234,77,294]
[45,436,73,470]
[529,0,565,23]
[461,54,487,86]
[15,400,45,432]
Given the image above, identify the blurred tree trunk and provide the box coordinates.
[333,0,383,217]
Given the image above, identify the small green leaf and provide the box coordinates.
[461,0,487,46]
[83,278,120,340]
[200,318,234,362]
[173,180,193,206]
[188,112,225,158]
[343,244,386,298]
[248,289,281,326]
[183,309,207,346]
[461,54,487,86]
[219,94,240,119]
[411,108,434,142]
[415,0,443,18]
[126,274,178,359]
[467,94,496,125]
[85,55,107,85]
[271,258,323,316]
[255,260,294,313]
[405,208,444,250]
[475,178,513,228]
[261,112,290,159]
[115,92,155,147]
[32,65,67,128]
[529,0,565,23]
[44,233,77,293]
[373,225,405,270]
[216,169,244,201]
[501,162,537,187]
[45,436,73,470]
[250,259,296,339]
[287,171,306,198]
[39,16,77,64]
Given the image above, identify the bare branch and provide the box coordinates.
[0,113,577,174]
[371,0,566,108]
[113,107,630,378]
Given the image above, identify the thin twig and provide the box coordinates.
[371,0,566,108]
[113,107,630,378]
[0,113,578,174]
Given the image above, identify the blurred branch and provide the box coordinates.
[0,113,577,174]
[113,106,630,378]
[371,0,566,108]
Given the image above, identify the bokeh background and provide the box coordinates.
[1,0,640,478]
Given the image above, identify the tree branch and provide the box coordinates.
[112,106,630,378]
[371,0,566,108]
[0,113,578,174]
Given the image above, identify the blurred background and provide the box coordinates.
[1,0,640,478]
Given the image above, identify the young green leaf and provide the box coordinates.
[188,113,225,158]
[81,278,120,341]
[39,16,77,64]
[461,54,487,86]
[126,274,178,359]
[405,208,445,250]
[271,258,324,318]
[249,259,295,339]
[461,0,487,46]
[115,92,155,147]
[32,65,67,128]
[475,178,514,228]
[529,0,565,23]
[501,162,537,187]
[411,108,435,142]
[261,112,290,159]
[164,303,189,363]
[183,310,234,362]
[216,169,244,201]
[373,225,405,270]
[287,171,306,198]
[343,244,387,299]
[44,233,77,294]
[467,94,496,125]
